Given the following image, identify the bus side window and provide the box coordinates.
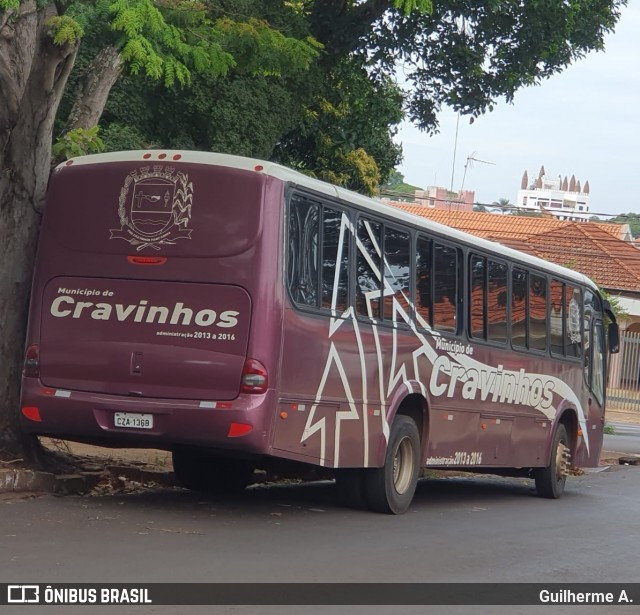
[415,236,432,329]
[433,243,458,334]
[591,321,605,406]
[356,218,382,319]
[529,274,548,351]
[583,290,593,384]
[566,285,582,358]
[511,268,527,349]
[469,255,486,340]
[550,279,564,354]
[383,227,411,323]
[488,260,507,344]
[321,208,349,313]
[288,197,319,307]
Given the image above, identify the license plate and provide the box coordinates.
[114,412,154,429]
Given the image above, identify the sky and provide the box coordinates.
[395,2,639,219]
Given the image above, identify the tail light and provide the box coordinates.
[22,406,42,422]
[24,344,40,377]
[228,422,253,437]
[127,255,167,266]
[241,358,268,394]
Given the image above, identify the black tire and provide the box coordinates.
[335,468,370,510]
[172,448,254,494]
[534,423,570,499]
[362,415,421,514]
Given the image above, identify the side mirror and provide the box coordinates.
[608,322,620,354]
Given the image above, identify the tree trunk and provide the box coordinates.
[0,1,78,459]
[64,44,124,132]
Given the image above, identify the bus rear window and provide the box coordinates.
[45,162,264,257]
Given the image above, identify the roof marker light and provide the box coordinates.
[158,153,167,159]
[143,153,151,159]
[65,160,74,166]
[173,154,182,161]
[254,165,264,172]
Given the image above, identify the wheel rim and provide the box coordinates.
[392,436,415,494]
[555,438,570,483]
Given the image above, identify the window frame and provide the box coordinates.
[285,188,590,363]
[285,191,351,318]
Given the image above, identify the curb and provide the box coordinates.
[0,466,175,496]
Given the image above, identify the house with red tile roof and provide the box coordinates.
[390,205,640,300]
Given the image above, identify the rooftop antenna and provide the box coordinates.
[460,152,495,194]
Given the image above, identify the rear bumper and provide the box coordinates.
[20,377,275,455]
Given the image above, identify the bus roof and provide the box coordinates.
[59,150,599,292]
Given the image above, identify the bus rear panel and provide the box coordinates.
[21,153,285,455]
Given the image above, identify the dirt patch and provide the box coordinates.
[41,438,172,471]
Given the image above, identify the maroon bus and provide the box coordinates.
[20,150,619,513]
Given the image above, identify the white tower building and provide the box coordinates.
[516,165,591,221]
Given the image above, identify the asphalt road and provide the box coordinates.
[2,464,640,615]
[603,422,640,454]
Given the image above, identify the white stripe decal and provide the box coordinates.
[304,206,585,470]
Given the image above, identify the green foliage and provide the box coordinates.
[599,288,629,320]
[274,59,404,195]
[105,0,237,86]
[380,170,422,197]
[215,17,322,76]
[603,423,615,435]
[100,122,156,151]
[97,67,308,160]
[492,198,512,210]
[606,213,640,239]
[60,0,322,90]
[392,0,432,15]
[54,0,625,200]
[0,0,20,10]
[45,16,84,46]
[52,126,105,162]
[324,0,627,132]
[315,148,382,196]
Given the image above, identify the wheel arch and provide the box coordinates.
[544,407,578,467]
[375,388,430,467]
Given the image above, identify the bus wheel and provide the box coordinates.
[534,423,570,499]
[363,415,420,514]
[172,448,254,494]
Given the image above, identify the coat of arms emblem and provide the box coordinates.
[110,166,194,250]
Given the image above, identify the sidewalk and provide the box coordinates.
[605,407,640,426]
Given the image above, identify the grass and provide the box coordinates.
[603,423,616,435]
